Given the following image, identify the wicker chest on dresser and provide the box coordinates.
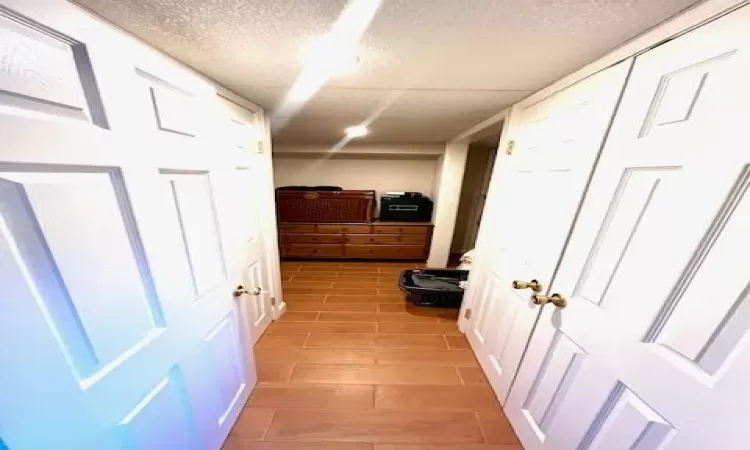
[278,222,433,260]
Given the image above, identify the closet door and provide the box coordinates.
[0,2,259,448]
[506,6,750,450]
[217,96,274,346]
[464,61,631,402]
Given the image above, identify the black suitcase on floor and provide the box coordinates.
[398,269,468,308]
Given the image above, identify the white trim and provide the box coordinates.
[273,299,286,321]
[452,108,510,143]
[427,141,470,268]
[217,91,264,115]
[260,115,286,319]
[451,0,749,142]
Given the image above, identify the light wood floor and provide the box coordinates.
[225,261,522,450]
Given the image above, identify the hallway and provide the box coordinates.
[224,261,522,449]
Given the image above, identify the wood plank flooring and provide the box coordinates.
[225,261,522,450]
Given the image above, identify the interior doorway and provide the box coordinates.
[449,130,502,266]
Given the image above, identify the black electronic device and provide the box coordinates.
[379,192,433,222]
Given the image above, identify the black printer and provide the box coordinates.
[379,192,433,222]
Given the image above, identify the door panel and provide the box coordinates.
[135,68,207,139]
[0,8,105,125]
[244,260,269,328]
[520,331,585,433]
[464,61,632,402]
[116,368,197,450]
[572,166,681,307]
[203,311,248,424]
[161,171,226,297]
[235,176,273,347]
[506,6,750,449]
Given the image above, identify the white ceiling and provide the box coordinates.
[75,0,701,144]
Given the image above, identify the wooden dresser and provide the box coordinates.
[279,222,433,260]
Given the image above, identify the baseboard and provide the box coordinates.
[273,300,287,320]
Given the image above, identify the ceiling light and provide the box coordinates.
[302,37,360,76]
[345,125,368,138]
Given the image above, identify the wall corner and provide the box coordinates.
[427,141,470,268]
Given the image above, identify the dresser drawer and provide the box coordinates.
[346,234,427,245]
[344,244,427,259]
[283,244,344,258]
[317,224,372,234]
[372,225,431,235]
[284,234,345,244]
[279,223,316,233]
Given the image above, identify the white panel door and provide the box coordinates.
[0,4,258,449]
[225,165,273,347]
[464,61,631,402]
[215,97,273,347]
[506,7,750,449]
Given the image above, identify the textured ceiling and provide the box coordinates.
[75,0,701,144]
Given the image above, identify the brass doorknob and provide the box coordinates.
[233,285,262,297]
[512,279,543,293]
[531,293,567,308]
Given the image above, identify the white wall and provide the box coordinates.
[272,144,443,215]
[427,142,469,267]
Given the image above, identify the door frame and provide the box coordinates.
[259,115,286,319]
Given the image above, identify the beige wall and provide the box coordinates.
[272,144,442,215]
[272,142,467,268]
[273,156,438,197]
